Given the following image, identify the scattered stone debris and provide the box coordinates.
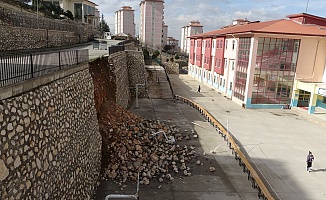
[98,101,200,186]
[209,167,216,172]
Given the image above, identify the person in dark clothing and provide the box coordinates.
[197,85,201,93]
[306,151,314,172]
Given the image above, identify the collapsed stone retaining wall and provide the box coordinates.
[0,69,102,199]
[90,50,146,110]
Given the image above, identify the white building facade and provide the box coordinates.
[139,0,165,49]
[46,0,98,24]
[115,6,135,37]
[180,20,203,54]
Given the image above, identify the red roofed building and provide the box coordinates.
[187,13,326,114]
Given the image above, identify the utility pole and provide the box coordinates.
[305,0,310,13]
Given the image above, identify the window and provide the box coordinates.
[74,3,82,20]
[225,40,228,50]
[223,79,225,87]
[234,37,251,101]
[229,82,233,90]
[323,97,326,104]
[212,41,215,48]
[220,78,223,86]
[231,60,235,70]
[250,37,300,104]
[217,40,219,49]
[225,59,228,68]
[232,40,236,50]
[214,75,217,83]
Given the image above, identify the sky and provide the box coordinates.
[92,0,326,43]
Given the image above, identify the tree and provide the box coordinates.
[175,54,179,59]
[152,50,160,58]
[163,45,172,52]
[100,14,110,34]
[64,10,74,20]
[143,49,150,60]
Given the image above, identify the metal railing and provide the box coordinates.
[108,45,125,55]
[108,40,134,55]
[0,49,89,87]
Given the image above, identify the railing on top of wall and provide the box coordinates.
[108,40,134,55]
[0,49,89,87]
[174,94,276,200]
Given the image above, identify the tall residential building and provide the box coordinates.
[162,23,168,46]
[139,0,165,49]
[115,6,135,37]
[180,20,203,54]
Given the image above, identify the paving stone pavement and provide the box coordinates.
[169,74,326,200]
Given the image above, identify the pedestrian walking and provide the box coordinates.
[197,85,201,93]
[306,151,314,172]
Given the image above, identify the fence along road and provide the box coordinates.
[0,49,88,87]
[0,39,122,88]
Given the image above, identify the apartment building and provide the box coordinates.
[115,6,135,37]
[139,0,166,49]
[180,20,203,54]
[188,13,326,114]
[162,23,168,47]
[42,0,99,25]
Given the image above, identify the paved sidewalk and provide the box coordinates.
[170,74,326,200]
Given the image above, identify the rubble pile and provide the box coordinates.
[98,101,199,187]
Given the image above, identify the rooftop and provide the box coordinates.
[190,15,326,39]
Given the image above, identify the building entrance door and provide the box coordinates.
[298,90,310,107]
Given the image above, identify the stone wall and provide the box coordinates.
[163,61,179,75]
[0,25,92,52]
[0,69,102,199]
[89,50,146,110]
[126,50,147,98]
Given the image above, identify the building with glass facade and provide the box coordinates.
[188,13,326,114]
[43,0,99,25]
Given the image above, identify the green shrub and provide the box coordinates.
[175,54,179,59]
